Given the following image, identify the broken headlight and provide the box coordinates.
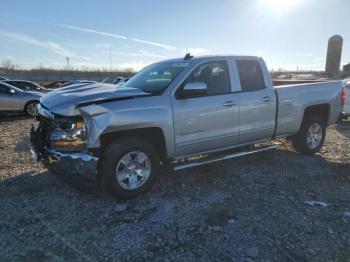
[50,119,86,151]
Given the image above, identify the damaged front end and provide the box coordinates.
[30,104,99,184]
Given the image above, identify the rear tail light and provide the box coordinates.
[342,88,347,105]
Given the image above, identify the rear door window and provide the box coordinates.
[236,60,266,91]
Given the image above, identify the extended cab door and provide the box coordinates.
[235,59,277,143]
[171,60,240,157]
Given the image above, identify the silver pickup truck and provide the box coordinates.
[30,55,344,199]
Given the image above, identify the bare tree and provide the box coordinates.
[1,59,15,73]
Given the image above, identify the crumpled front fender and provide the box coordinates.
[78,96,175,158]
[79,104,114,148]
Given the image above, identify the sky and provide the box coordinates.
[0,0,350,71]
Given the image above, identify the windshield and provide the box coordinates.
[6,81,42,91]
[124,62,188,95]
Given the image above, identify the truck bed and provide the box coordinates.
[272,79,329,86]
[273,81,343,137]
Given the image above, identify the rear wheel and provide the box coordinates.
[102,137,160,199]
[292,114,326,154]
[25,101,39,117]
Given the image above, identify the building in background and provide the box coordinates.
[325,35,343,78]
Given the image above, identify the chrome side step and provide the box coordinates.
[173,144,277,171]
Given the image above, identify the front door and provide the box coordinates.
[171,61,240,157]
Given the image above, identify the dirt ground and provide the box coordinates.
[0,116,349,261]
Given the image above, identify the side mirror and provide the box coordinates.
[180,82,207,98]
[8,89,16,95]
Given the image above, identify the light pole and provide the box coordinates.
[66,57,70,69]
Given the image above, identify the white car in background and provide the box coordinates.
[0,81,43,116]
[343,78,350,119]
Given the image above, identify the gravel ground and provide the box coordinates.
[0,116,350,261]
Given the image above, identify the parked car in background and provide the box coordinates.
[31,54,345,199]
[0,81,43,116]
[0,77,9,81]
[42,80,69,89]
[101,76,129,85]
[117,77,129,86]
[3,80,51,94]
[342,78,350,119]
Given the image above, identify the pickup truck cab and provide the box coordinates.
[30,55,343,199]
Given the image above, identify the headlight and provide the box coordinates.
[50,119,86,151]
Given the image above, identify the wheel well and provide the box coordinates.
[24,100,39,111]
[100,127,168,161]
[303,104,330,124]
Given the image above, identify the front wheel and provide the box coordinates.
[292,114,326,154]
[25,101,39,117]
[102,137,160,199]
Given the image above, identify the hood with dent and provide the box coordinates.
[40,83,150,116]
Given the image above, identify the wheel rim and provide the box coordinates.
[27,103,38,116]
[116,151,151,190]
[306,123,323,149]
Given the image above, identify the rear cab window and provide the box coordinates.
[236,60,266,92]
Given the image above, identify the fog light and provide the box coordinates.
[51,140,85,149]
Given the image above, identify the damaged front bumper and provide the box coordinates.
[30,125,99,185]
[341,112,349,120]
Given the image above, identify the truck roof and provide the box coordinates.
[160,55,261,64]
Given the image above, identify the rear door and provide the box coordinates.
[235,59,276,143]
[171,60,240,156]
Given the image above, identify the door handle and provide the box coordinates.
[260,96,272,102]
[223,101,237,107]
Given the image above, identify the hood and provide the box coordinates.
[40,83,150,116]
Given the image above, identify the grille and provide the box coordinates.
[37,115,55,148]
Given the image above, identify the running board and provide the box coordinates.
[174,144,277,171]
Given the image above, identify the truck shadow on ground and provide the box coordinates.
[2,148,349,201]
[0,114,32,123]
[336,119,350,139]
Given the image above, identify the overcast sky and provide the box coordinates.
[0,0,349,71]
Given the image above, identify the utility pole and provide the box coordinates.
[66,57,70,69]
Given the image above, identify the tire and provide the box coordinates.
[25,101,39,117]
[102,137,160,199]
[292,114,326,154]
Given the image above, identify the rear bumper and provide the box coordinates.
[30,126,99,185]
